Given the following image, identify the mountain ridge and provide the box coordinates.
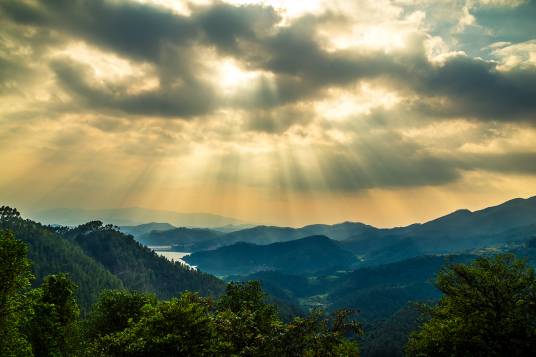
[184,235,358,276]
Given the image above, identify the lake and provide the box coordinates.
[149,248,196,269]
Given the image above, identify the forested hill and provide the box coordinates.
[184,235,357,276]
[0,207,225,310]
[63,221,225,298]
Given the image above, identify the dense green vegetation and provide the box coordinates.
[406,254,536,356]
[1,229,363,356]
[0,206,225,310]
[231,249,536,356]
[3,202,536,356]
[3,227,536,356]
[0,206,123,310]
[184,235,357,276]
[63,221,225,298]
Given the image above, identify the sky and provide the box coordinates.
[1,0,536,227]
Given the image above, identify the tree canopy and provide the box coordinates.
[406,254,536,356]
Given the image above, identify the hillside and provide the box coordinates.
[339,196,536,265]
[184,235,357,276]
[63,221,226,299]
[0,209,123,310]
[0,208,225,310]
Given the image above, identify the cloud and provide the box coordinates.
[414,54,536,122]
[50,58,217,117]
[1,0,536,206]
[2,0,536,125]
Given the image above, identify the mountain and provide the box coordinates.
[30,207,243,227]
[222,222,378,246]
[211,224,257,233]
[184,235,358,276]
[1,210,226,310]
[119,222,176,237]
[0,216,124,310]
[145,196,536,261]
[137,227,223,250]
[140,222,380,253]
[63,222,226,299]
[340,196,536,265]
[231,253,476,320]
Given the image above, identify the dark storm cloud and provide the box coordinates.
[0,0,279,62]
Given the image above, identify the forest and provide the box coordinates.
[2,206,536,356]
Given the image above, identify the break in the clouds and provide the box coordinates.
[1,0,536,226]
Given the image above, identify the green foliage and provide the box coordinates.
[359,304,423,357]
[280,308,362,357]
[0,207,225,312]
[85,281,362,356]
[1,228,83,356]
[90,293,216,356]
[0,208,123,311]
[85,290,157,339]
[214,281,283,355]
[0,228,34,356]
[406,254,536,357]
[64,220,226,299]
[26,274,81,357]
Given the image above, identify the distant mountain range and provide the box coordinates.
[134,196,536,269]
[30,207,243,227]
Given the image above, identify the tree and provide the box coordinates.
[215,281,362,357]
[0,229,34,356]
[26,274,81,357]
[278,308,362,357]
[0,206,21,222]
[92,292,216,356]
[27,274,80,356]
[214,281,283,355]
[406,254,536,357]
[85,290,157,340]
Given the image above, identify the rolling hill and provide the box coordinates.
[0,211,226,310]
[184,235,358,276]
[137,227,223,250]
[119,222,176,237]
